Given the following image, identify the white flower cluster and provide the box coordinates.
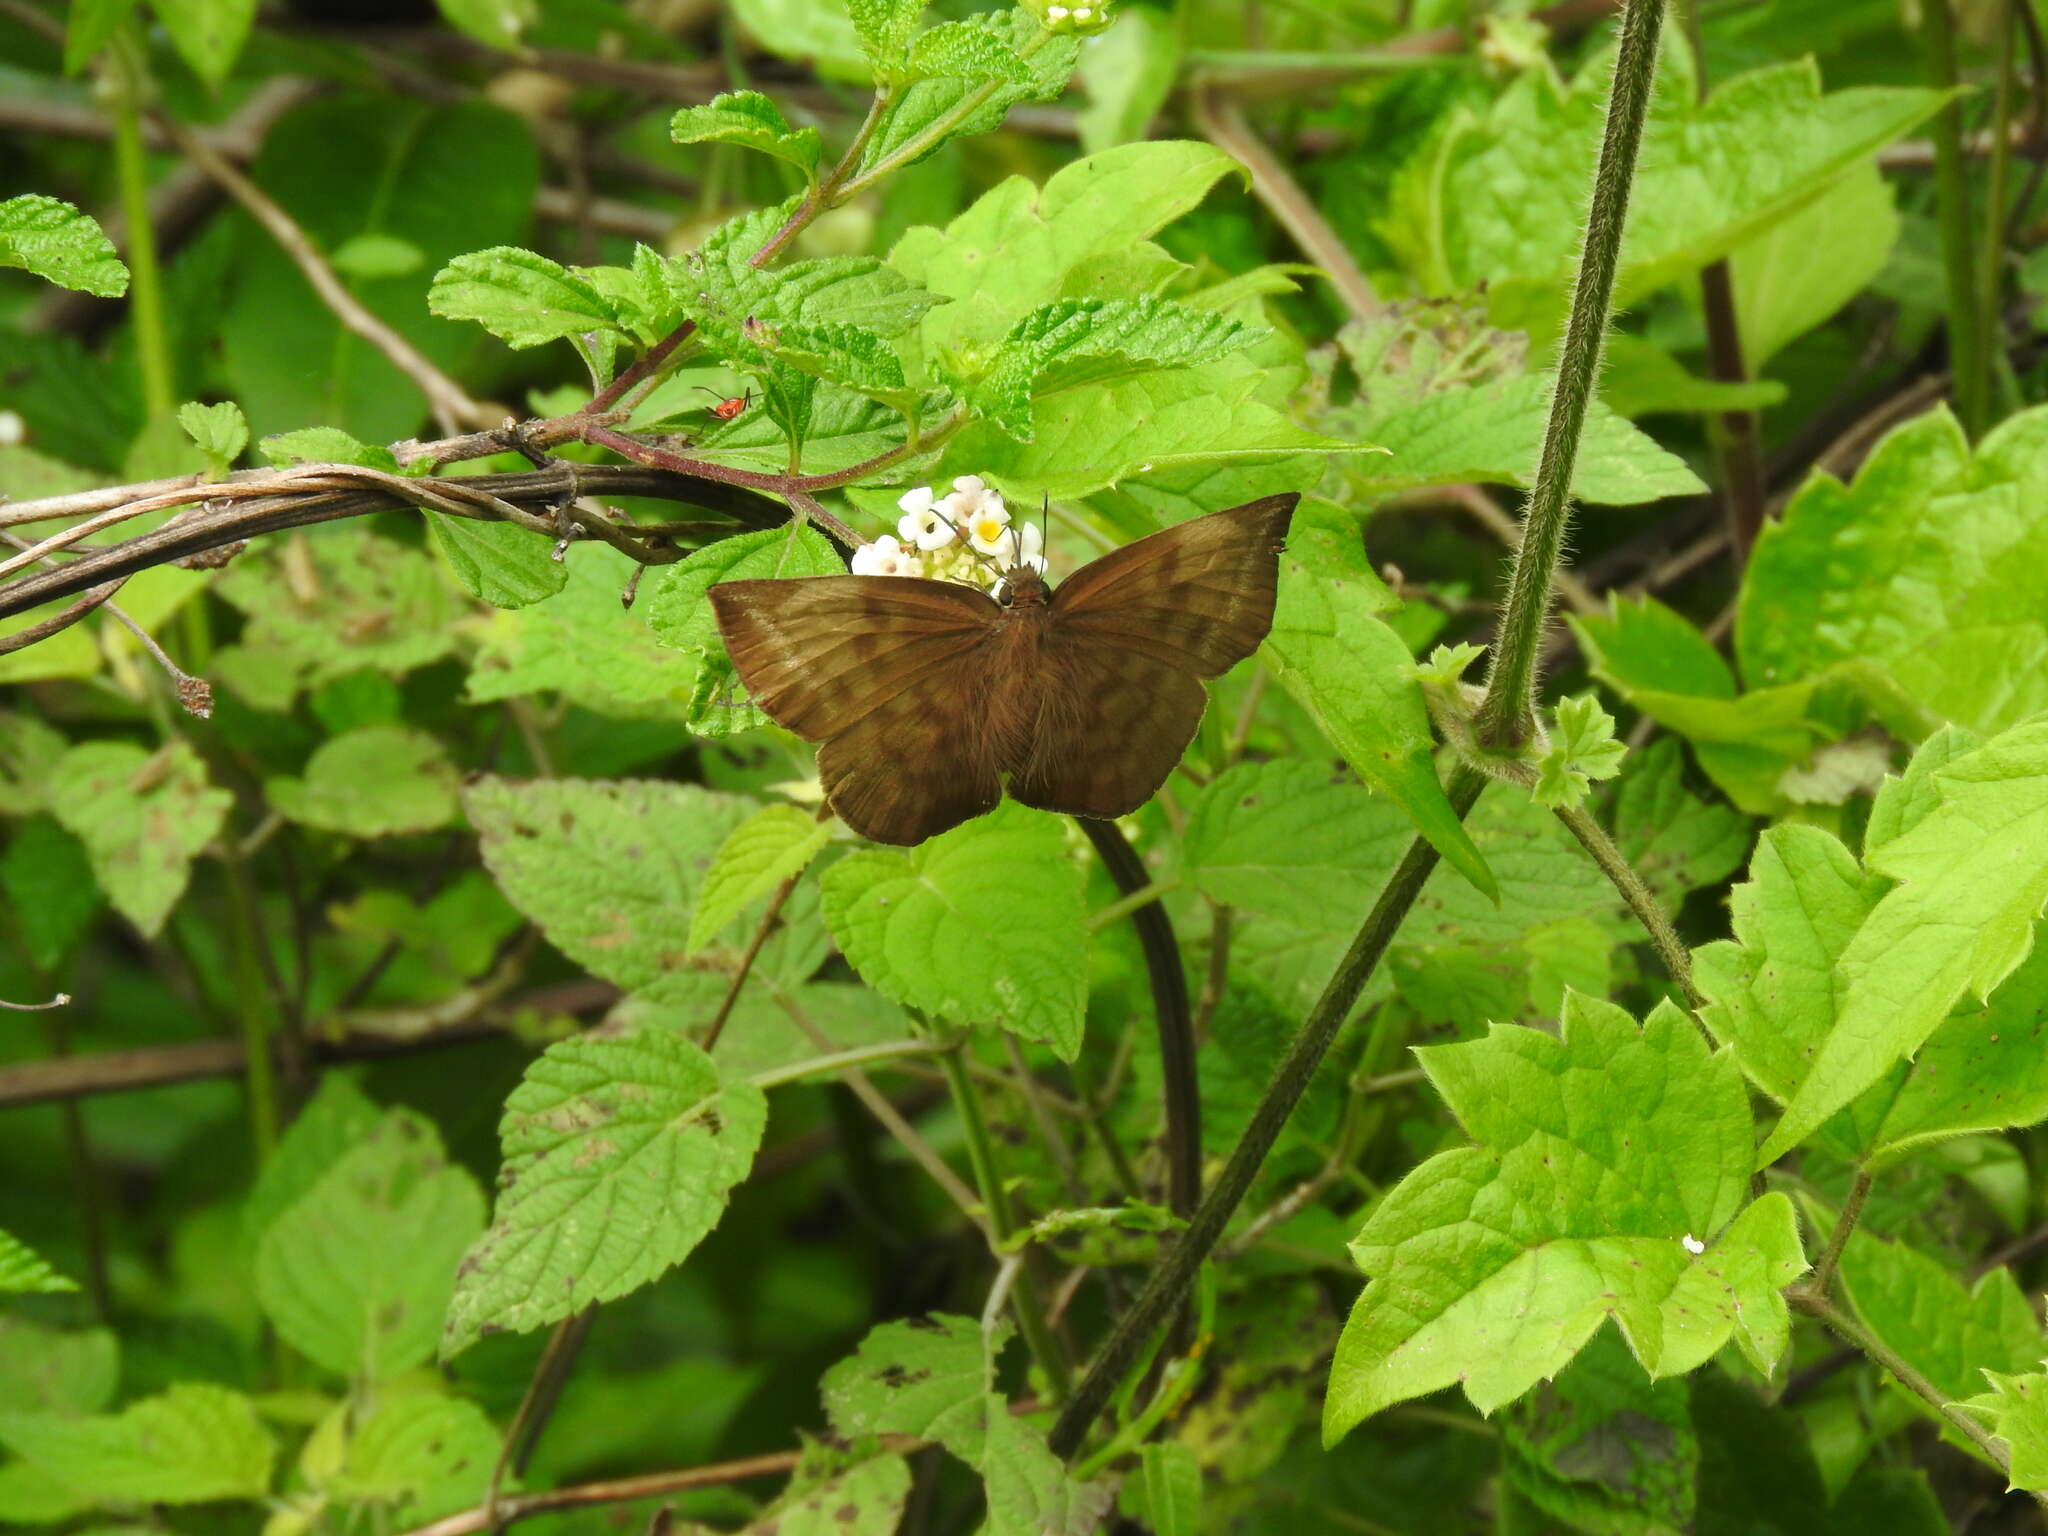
[1044,4,1097,20]
[850,475,1047,589]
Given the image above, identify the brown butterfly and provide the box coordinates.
[708,493,1298,846]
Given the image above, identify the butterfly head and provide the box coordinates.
[995,561,1050,609]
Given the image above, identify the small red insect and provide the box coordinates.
[697,386,753,422]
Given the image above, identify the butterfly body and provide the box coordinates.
[710,494,1298,845]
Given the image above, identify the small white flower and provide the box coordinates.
[1046,4,1069,17]
[897,485,936,516]
[1681,1234,1705,1255]
[850,534,923,578]
[0,411,22,447]
[963,502,1013,556]
[898,503,956,550]
[1016,520,1044,561]
[1072,4,1092,17]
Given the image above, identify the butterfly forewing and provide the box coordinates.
[1048,493,1296,678]
[709,577,1000,739]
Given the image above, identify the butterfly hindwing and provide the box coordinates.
[1004,641,1207,820]
[818,685,1003,845]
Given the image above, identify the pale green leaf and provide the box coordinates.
[1,818,98,972]
[50,741,231,936]
[743,1447,912,1535]
[688,804,833,953]
[150,0,256,86]
[0,1384,273,1506]
[428,246,620,349]
[326,1390,499,1520]
[0,195,126,297]
[0,1319,117,1416]
[1118,1441,1202,1535]
[176,400,248,470]
[266,726,458,838]
[858,9,1075,172]
[819,802,1088,1059]
[255,1109,485,1380]
[1837,1227,2042,1408]
[1076,5,1179,154]
[670,90,821,175]
[258,427,400,471]
[904,20,1031,84]
[443,1030,766,1353]
[1533,694,1626,810]
[1262,498,1494,899]
[822,1314,994,1445]
[1598,331,1787,417]
[1971,1372,2048,1491]
[243,1076,385,1254]
[1729,163,1898,367]
[1348,373,1706,506]
[1739,404,2048,737]
[464,776,753,994]
[1759,719,2048,1163]
[845,0,921,72]
[1325,995,1803,1438]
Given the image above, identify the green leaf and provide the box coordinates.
[50,741,232,936]
[1076,5,1180,154]
[254,1109,485,1380]
[428,246,620,349]
[846,0,922,72]
[1533,694,1626,810]
[330,231,426,281]
[434,0,536,49]
[0,1384,273,1505]
[265,726,459,838]
[820,803,1088,1059]
[1729,163,1898,368]
[63,0,138,73]
[1573,595,1817,813]
[325,1389,499,1519]
[467,543,699,718]
[1598,332,1788,417]
[216,527,464,700]
[821,1317,1115,1536]
[1739,404,2048,737]
[1118,1442,1202,1535]
[1970,1371,2048,1491]
[257,426,400,471]
[904,20,1032,84]
[1324,994,1804,1439]
[2,818,101,972]
[220,99,539,444]
[465,777,753,996]
[0,1319,118,1415]
[946,353,1365,502]
[1607,737,1751,913]
[893,141,1245,363]
[150,0,257,87]
[0,710,69,815]
[243,1076,384,1254]
[442,1029,766,1353]
[0,195,126,297]
[745,1449,911,1536]
[822,1314,994,1444]
[859,9,1076,174]
[1758,718,2048,1163]
[1499,1329,1696,1536]
[175,400,247,472]
[733,0,868,82]
[1262,498,1495,899]
[1837,1226,2042,1407]
[427,512,568,608]
[0,1231,75,1296]
[670,90,822,175]
[965,297,1258,439]
[1388,55,1943,314]
[1348,373,1706,505]
[688,804,833,953]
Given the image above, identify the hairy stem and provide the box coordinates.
[1553,802,1700,1011]
[1048,769,1485,1459]
[1476,0,1666,747]
[1802,1168,1873,1302]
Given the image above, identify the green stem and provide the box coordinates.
[1047,768,1486,1460]
[1920,0,1987,438]
[1553,803,1701,1011]
[1086,878,1180,934]
[106,36,174,417]
[1792,1291,2038,1500]
[935,1044,1073,1400]
[220,855,278,1161]
[1803,1168,1872,1302]
[748,1038,942,1092]
[1476,0,1666,747]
